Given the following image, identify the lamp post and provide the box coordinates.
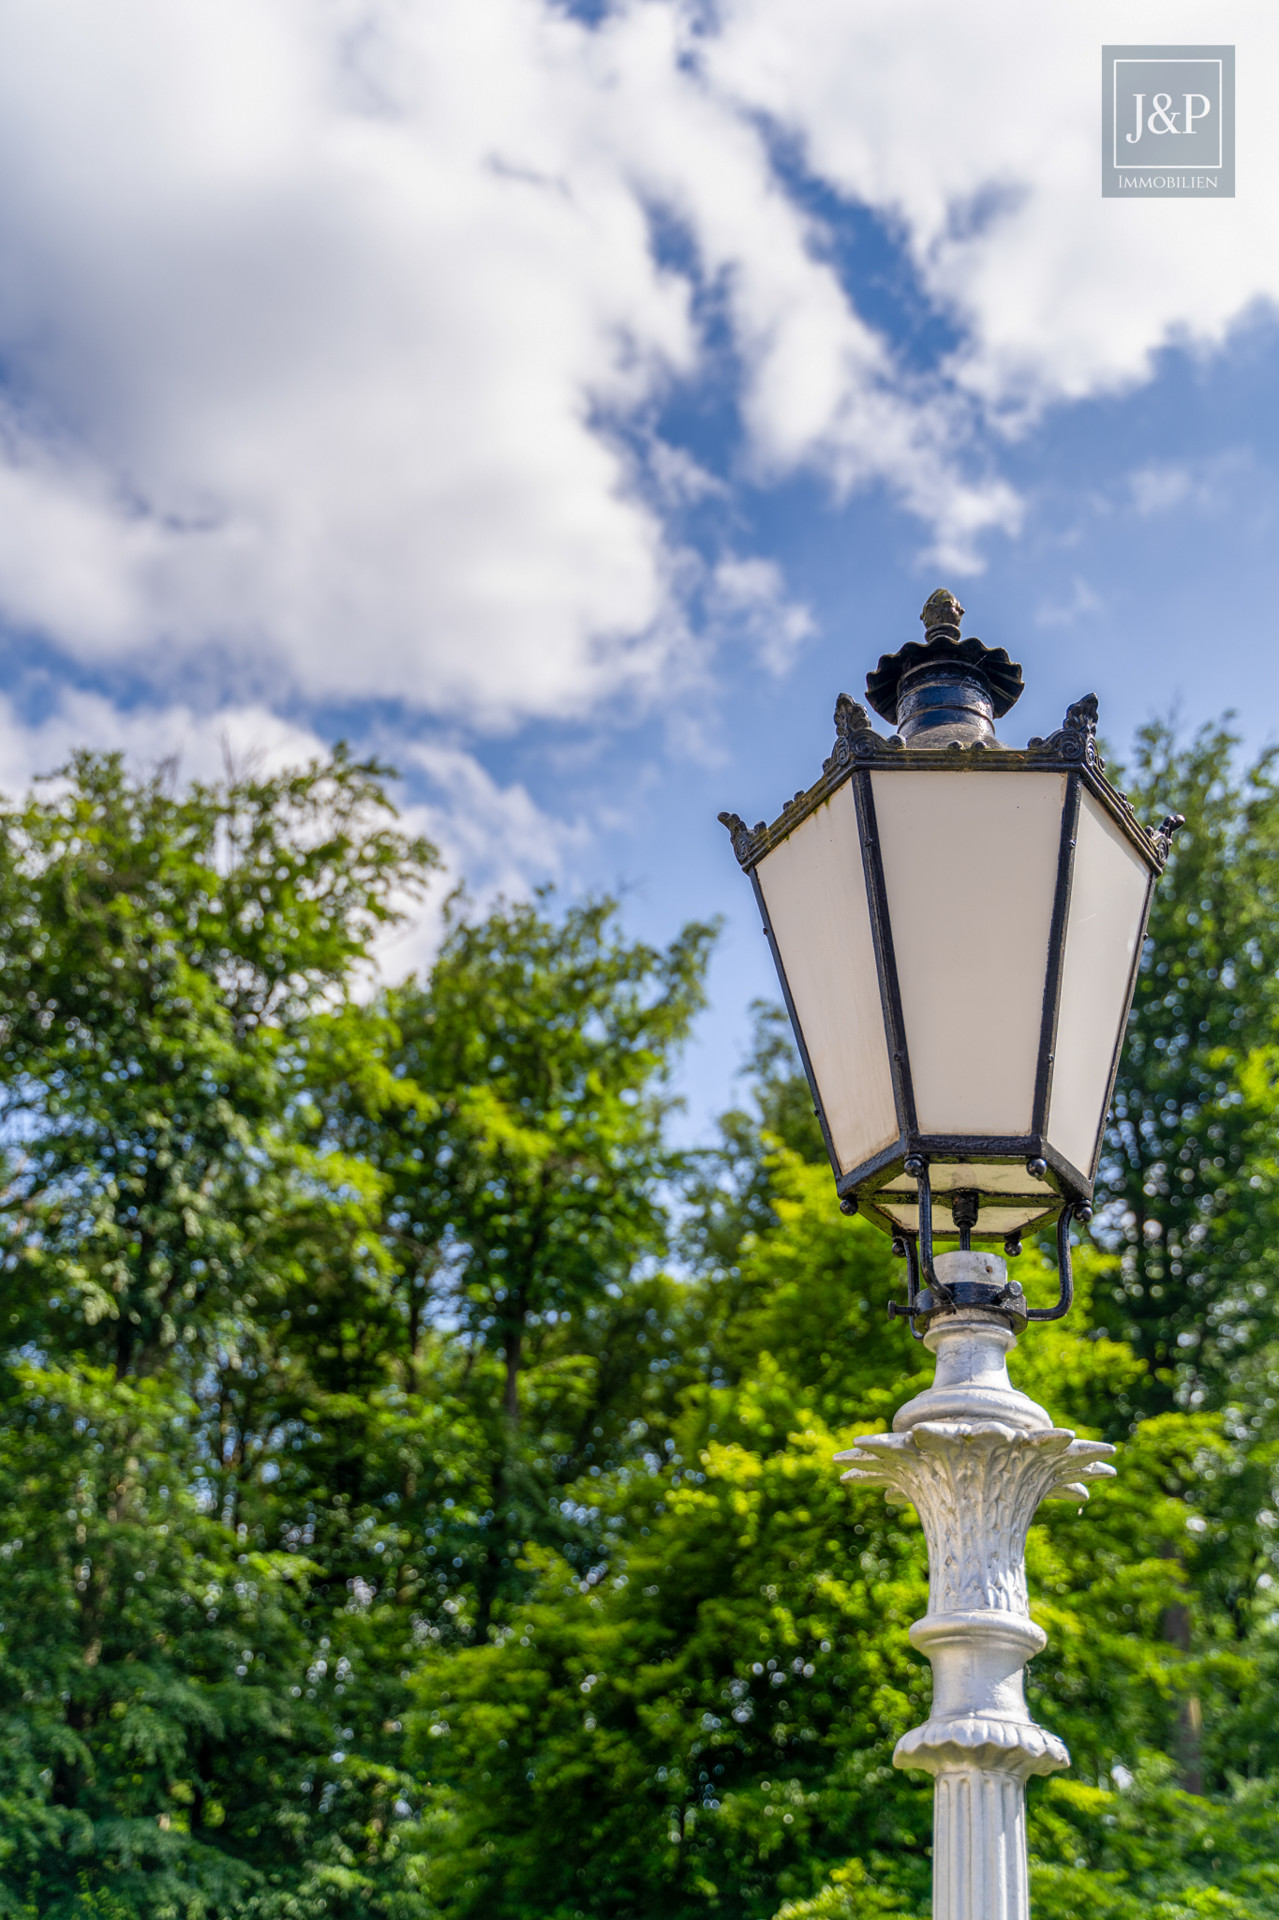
[719,590,1183,1920]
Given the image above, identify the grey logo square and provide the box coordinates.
[1103,46,1234,197]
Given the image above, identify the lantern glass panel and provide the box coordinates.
[880,1163,1055,1197]
[754,782,898,1175]
[877,1202,1052,1237]
[870,769,1066,1136]
[1047,789,1152,1179]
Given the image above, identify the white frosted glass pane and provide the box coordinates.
[756,782,899,1175]
[879,1203,1052,1235]
[1048,791,1151,1179]
[871,770,1066,1136]
[880,1163,1054,1196]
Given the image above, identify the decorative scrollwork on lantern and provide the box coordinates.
[716,810,766,869]
[1147,812,1186,868]
[1027,692,1102,767]
[822,691,898,773]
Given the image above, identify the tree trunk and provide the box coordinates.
[503,1322,522,1428]
[1161,1546,1203,1792]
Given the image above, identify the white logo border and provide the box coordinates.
[1112,58,1223,170]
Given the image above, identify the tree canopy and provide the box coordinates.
[0,729,1274,1916]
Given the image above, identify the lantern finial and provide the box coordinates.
[920,588,965,636]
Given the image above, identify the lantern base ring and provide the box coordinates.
[891,1262,1030,1336]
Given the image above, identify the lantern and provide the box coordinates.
[720,590,1182,1328]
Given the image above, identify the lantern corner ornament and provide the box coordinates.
[719,590,1183,1333]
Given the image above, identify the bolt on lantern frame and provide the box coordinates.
[720,591,1183,1331]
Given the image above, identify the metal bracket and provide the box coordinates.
[887,1157,958,1334]
[886,1163,1082,1334]
[904,1155,956,1306]
[1024,1202,1091,1321]
[887,1232,926,1340]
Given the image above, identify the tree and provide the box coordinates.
[1098,719,1279,1409]
[315,892,717,1636]
[0,724,1276,1918]
[0,747,437,1916]
[411,1156,1217,1920]
[0,745,434,1383]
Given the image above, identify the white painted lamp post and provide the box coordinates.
[719,591,1183,1920]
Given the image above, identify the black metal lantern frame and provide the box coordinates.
[720,596,1183,1330]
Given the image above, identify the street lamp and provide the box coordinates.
[719,590,1183,1920]
[720,587,1183,1327]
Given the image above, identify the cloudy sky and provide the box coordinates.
[0,0,1274,1133]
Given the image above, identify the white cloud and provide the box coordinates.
[372,739,591,982]
[0,0,1270,735]
[0,682,576,984]
[710,556,815,676]
[0,0,1037,727]
[403,739,586,905]
[0,689,326,799]
[1034,576,1102,630]
[0,696,545,989]
[1130,464,1196,517]
[1128,451,1252,517]
[0,0,697,722]
[705,0,1277,423]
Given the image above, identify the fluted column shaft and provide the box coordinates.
[836,1255,1116,1920]
[933,1768,1028,1920]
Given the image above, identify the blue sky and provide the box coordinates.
[0,0,1273,1142]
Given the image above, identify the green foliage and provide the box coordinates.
[1028,1760,1279,1917]
[0,748,718,1913]
[410,1159,1232,1920]
[0,744,435,1379]
[0,1365,318,1916]
[773,1859,918,1919]
[312,889,718,1640]
[0,747,442,1916]
[1100,719,1279,1404]
[411,1172,934,1920]
[0,722,1273,1916]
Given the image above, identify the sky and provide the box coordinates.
[0,0,1275,1140]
